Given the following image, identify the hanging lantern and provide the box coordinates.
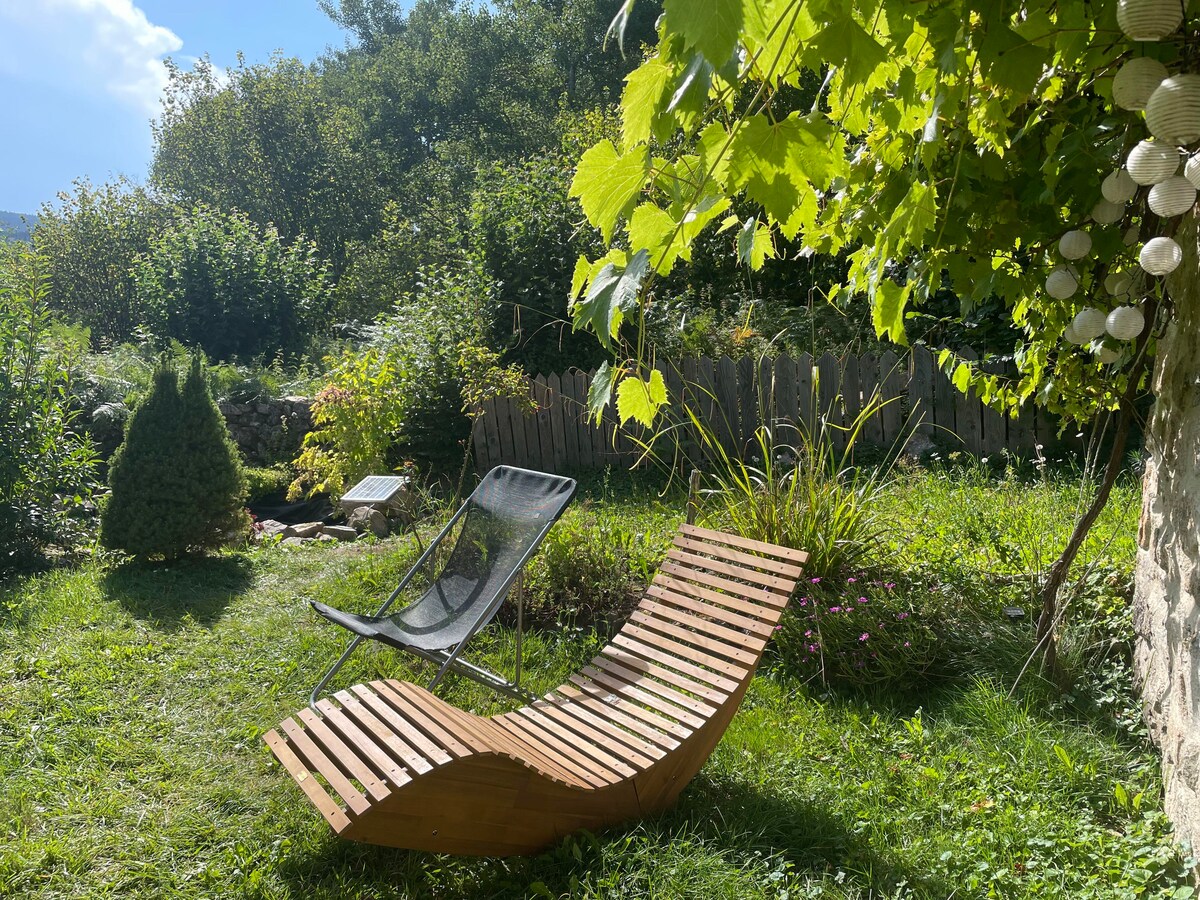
[1105,271,1134,295]
[1092,200,1126,224]
[1148,175,1198,216]
[1185,154,1200,189]
[1073,307,1108,341]
[1118,0,1185,41]
[1059,230,1092,259]
[1102,169,1139,203]
[1146,74,1200,145]
[1064,322,1082,344]
[1097,345,1122,364]
[1107,305,1147,340]
[1124,224,1141,245]
[1127,140,1180,184]
[1113,57,1169,110]
[1140,236,1183,275]
[1046,267,1079,299]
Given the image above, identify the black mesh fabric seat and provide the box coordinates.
[310,466,576,704]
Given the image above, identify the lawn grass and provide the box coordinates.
[0,465,1193,898]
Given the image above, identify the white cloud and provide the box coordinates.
[0,0,182,114]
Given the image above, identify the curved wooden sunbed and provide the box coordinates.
[264,523,806,856]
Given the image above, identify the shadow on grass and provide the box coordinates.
[271,775,954,899]
[102,555,254,630]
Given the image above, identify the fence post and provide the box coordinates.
[686,469,701,526]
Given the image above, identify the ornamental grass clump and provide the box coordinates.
[774,574,940,687]
[689,389,898,578]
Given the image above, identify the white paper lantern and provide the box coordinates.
[1124,224,1141,245]
[1073,307,1108,341]
[1102,169,1139,203]
[1148,175,1198,215]
[1107,305,1146,340]
[1146,74,1200,145]
[1185,155,1200,189]
[1140,236,1183,275]
[1064,322,1082,344]
[1127,140,1180,185]
[1059,230,1092,259]
[1105,271,1134,295]
[1118,0,1184,41]
[1113,57,1169,110]
[1092,200,1126,224]
[1097,345,1123,364]
[1046,267,1079,299]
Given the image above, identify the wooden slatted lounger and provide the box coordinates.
[264,523,807,856]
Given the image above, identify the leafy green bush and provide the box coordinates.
[102,356,248,561]
[133,204,333,361]
[290,264,487,497]
[0,248,98,566]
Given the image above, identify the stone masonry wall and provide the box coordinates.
[217,396,313,465]
[1134,216,1200,851]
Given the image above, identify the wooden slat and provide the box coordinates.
[647,582,774,637]
[548,373,567,472]
[775,353,798,430]
[658,559,790,609]
[561,371,581,471]
[525,380,546,471]
[880,349,903,443]
[351,684,452,765]
[532,695,664,764]
[577,665,706,730]
[567,673,693,740]
[279,717,372,815]
[842,352,860,433]
[637,597,762,652]
[672,533,805,579]
[680,523,809,564]
[653,572,778,624]
[368,682,470,759]
[716,355,739,454]
[296,708,392,801]
[954,347,981,455]
[612,632,740,693]
[316,699,414,788]
[493,714,618,786]
[617,623,748,682]
[592,653,718,716]
[797,351,815,435]
[600,646,726,705]
[553,683,681,750]
[573,370,595,469]
[628,610,757,667]
[666,547,796,594]
[529,697,659,767]
[512,706,638,779]
[333,689,436,773]
[264,730,352,831]
[910,346,934,438]
[738,354,758,451]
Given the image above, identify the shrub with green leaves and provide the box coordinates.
[0,247,97,567]
[133,204,332,362]
[102,356,248,561]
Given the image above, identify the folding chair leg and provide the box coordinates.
[310,635,367,710]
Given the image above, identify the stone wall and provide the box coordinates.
[218,396,313,465]
[1134,216,1200,851]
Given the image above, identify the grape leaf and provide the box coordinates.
[663,0,742,67]
[616,369,668,427]
[811,15,887,87]
[872,278,910,346]
[621,56,674,148]
[588,361,615,421]
[571,249,651,349]
[569,140,650,243]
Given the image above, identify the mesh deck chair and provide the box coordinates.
[310,466,577,706]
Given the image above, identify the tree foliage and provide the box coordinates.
[571,0,1177,426]
[132,205,333,362]
[102,356,248,561]
[0,247,96,567]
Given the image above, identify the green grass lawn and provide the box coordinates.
[0,465,1193,899]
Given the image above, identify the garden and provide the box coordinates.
[6,0,1200,897]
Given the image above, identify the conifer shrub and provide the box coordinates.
[101,356,248,561]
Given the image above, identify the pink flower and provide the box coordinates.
[804,630,813,637]
[859,633,870,642]
[774,624,783,631]
[847,577,857,583]
[829,606,842,613]
[885,582,896,589]
[897,612,909,620]
[811,577,822,584]
[798,598,808,607]
[904,641,911,648]
[858,596,868,603]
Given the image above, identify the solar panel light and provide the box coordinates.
[1002,606,1026,621]
[339,475,414,516]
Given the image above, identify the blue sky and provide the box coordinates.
[0,1,352,214]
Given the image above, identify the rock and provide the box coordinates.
[316,532,337,542]
[321,525,358,542]
[258,519,288,538]
[348,505,389,538]
[281,536,313,546]
[284,521,324,539]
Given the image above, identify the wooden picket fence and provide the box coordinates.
[470,348,1079,474]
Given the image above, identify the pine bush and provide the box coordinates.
[101,356,248,560]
